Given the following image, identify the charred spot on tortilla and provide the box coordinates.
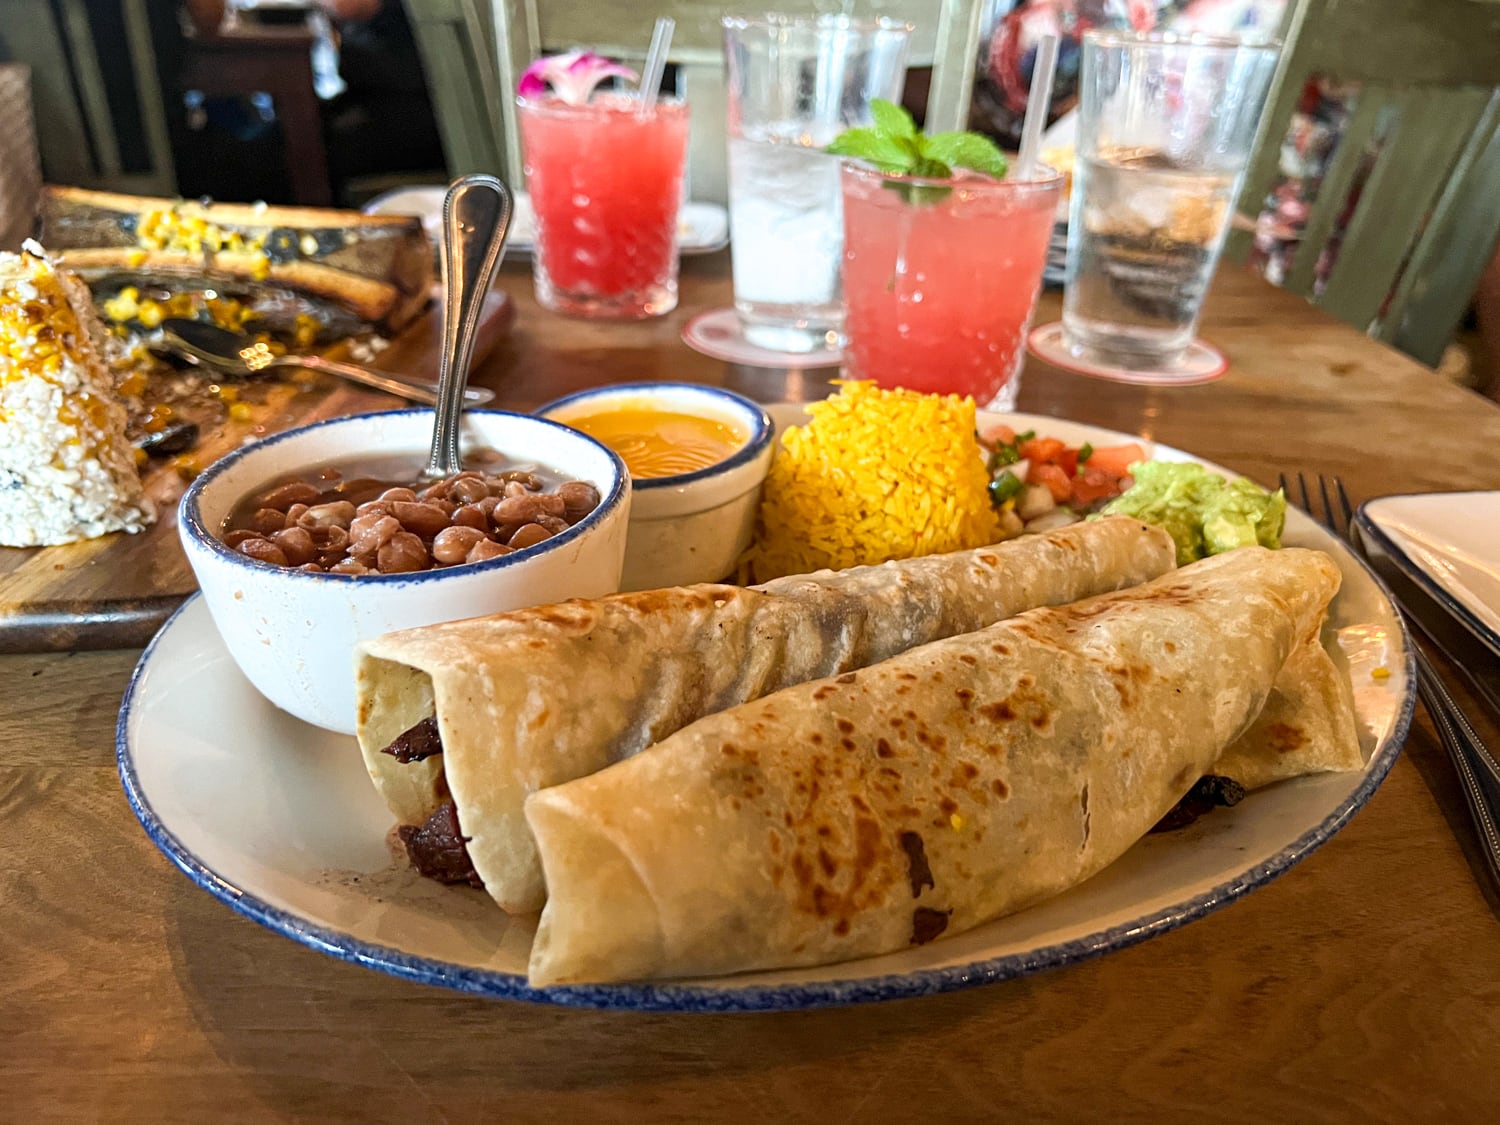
[1150,775,1248,833]
[911,907,950,945]
[898,831,935,898]
[396,801,483,886]
[1266,721,1307,754]
[382,715,443,763]
[979,699,1017,723]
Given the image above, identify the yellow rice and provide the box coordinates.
[748,381,1000,581]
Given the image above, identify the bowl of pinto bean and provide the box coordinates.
[178,409,631,733]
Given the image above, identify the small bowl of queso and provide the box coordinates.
[538,383,774,590]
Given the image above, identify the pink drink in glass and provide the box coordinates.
[840,162,1062,409]
[517,94,689,319]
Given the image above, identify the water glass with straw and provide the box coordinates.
[715,14,913,357]
[516,18,689,319]
[835,35,1063,411]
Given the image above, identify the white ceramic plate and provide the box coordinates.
[362,186,730,258]
[1357,492,1500,658]
[118,411,1415,1010]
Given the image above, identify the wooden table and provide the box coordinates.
[6,257,1500,1121]
[180,24,333,206]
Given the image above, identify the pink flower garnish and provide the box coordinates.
[1127,0,1159,32]
[518,51,638,105]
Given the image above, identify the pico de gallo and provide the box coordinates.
[978,423,1146,538]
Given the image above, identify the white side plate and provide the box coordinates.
[1357,491,1500,658]
[362,186,730,258]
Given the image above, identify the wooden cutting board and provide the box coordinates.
[0,289,514,653]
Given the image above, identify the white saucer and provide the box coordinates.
[682,308,844,369]
[363,187,730,259]
[1027,322,1228,386]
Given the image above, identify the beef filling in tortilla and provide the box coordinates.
[381,718,482,885]
[1149,775,1247,833]
[396,801,483,887]
[382,716,444,763]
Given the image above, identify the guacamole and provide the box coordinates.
[1101,461,1286,565]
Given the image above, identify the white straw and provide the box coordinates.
[637,17,675,115]
[1016,34,1060,179]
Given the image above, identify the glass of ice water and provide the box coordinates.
[1062,31,1279,371]
[721,14,912,355]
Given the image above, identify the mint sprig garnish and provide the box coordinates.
[826,99,1007,205]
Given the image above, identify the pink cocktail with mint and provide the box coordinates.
[828,99,1061,409]
[516,52,690,319]
[840,164,1061,409]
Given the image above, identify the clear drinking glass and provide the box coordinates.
[518,94,690,319]
[841,163,1064,411]
[1062,32,1279,369]
[722,14,912,353]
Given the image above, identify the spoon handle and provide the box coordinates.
[286,355,495,406]
[427,175,513,478]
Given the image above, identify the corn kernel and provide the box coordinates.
[228,402,255,422]
[1372,667,1391,681]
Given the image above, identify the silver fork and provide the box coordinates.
[1283,472,1500,891]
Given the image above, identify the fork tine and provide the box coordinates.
[1296,471,1316,525]
[1316,474,1342,540]
[1334,477,1356,541]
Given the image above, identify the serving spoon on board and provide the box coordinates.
[157,319,496,407]
[423,174,513,480]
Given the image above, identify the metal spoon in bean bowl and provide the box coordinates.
[156,318,496,408]
[423,174,513,480]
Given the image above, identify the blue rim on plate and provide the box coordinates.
[178,408,630,585]
[1355,498,1500,659]
[116,528,1416,1012]
[535,383,775,493]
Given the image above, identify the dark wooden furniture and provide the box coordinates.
[179,23,333,206]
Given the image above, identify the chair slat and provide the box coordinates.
[1282,83,1391,297]
[1384,92,1500,365]
[1318,86,1490,331]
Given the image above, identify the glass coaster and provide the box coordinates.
[682,308,844,369]
[1027,322,1228,386]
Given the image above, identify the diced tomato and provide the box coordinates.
[980,423,1016,447]
[1030,463,1073,503]
[1018,437,1066,465]
[1085,443,1147,479]
[1070,466,1126,507]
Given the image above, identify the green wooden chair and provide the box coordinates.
[0,0,176,195]
[1230,0,1500,367]
[402,0,508,177]
[404,1,985,203]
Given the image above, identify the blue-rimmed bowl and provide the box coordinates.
[178,409,631,734]
[538,383,774,590]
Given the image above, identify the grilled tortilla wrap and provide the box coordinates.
[355,517,1176,912]
[524,546,1346,985]
[1216,631,1363,788]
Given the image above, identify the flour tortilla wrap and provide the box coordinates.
[524,547,1345,985]
[1217,631,1364,789]
[355,517,1176,912]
